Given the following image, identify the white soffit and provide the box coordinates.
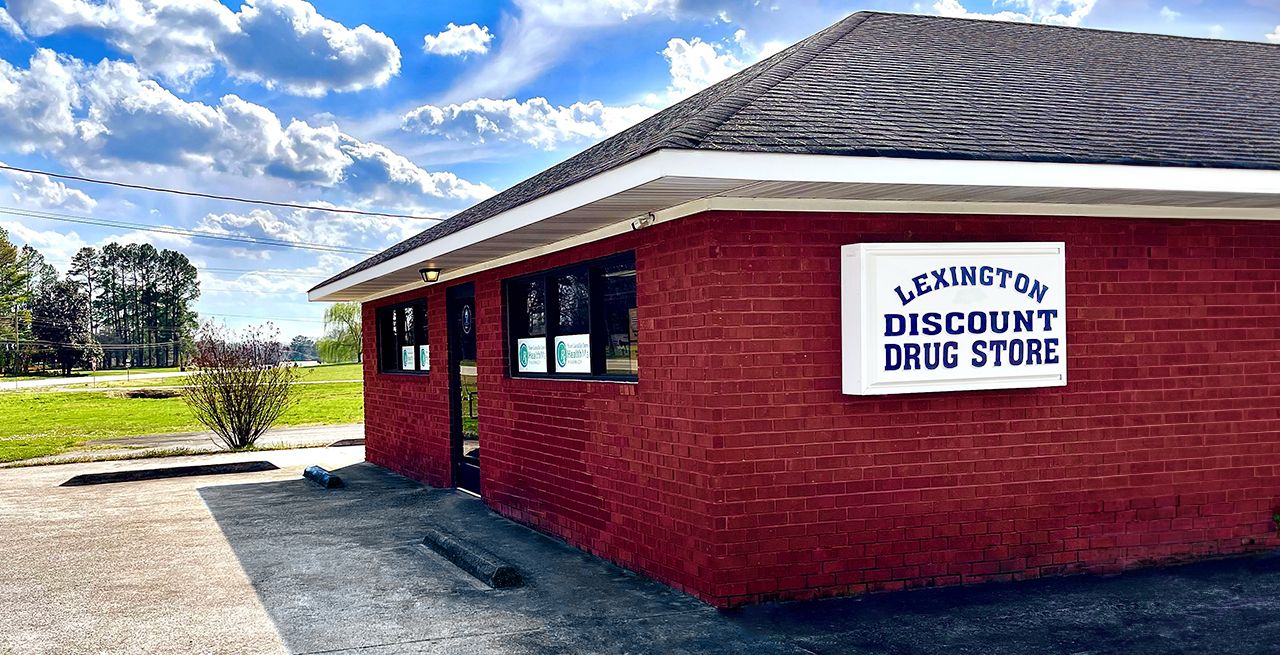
[309,150,1280,302]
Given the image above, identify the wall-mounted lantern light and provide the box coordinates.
[419,268,441,284]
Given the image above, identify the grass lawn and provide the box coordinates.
[0,367,184,383]
[0,381,364,463]
[87,362,363,389]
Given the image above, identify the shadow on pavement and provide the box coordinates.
[196,462,789,655]
[199,462,1280,655]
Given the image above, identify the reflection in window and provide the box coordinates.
[503,252,637,379]
[376,300,428,374]
[556,272,590,335]
[601,262,637,375]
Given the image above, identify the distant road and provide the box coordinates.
[2,371,192,390]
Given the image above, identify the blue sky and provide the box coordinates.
[0,0,1276,339]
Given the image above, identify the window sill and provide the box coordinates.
[508,374,637,384]
[378,370,432,378]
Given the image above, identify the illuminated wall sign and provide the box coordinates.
[554,334,592,373]
[842,242,1066,395]
[517,337,548,373]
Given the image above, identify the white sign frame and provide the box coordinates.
[842,242,1067,395]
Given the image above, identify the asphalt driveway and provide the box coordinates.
[2,449,1280,654]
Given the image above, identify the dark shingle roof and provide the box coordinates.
[316,11,1280,291]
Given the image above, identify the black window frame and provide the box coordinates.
[503,251,637,382]
[376,299,430,376]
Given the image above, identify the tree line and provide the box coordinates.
[0,227,200,375]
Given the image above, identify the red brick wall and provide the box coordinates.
[362,214,727,601]
[701,210,1280,606]
[362,208,1280,608]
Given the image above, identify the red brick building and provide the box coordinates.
[310,13,1280,607]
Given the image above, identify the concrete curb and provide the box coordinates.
[422,527,523,588]
[60,461,278,486]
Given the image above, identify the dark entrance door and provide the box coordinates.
[447,283,480,495]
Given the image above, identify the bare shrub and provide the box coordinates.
[183,323,298,450]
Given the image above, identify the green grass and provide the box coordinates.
[0,366,183,382]
[84,362,363,389]
[0,381,364,463]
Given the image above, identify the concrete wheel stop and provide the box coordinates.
[304,465,344,488]
[421,527,524,589]
[60,461,278,487]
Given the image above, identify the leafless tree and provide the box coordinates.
[183,323,297,450]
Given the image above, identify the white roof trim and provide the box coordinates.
[309,150,1280,302]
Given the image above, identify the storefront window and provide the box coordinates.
[504,252,637,380]
[377,300,428,374]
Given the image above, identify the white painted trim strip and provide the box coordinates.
[311,150,1280,302]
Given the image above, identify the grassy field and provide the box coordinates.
[0,379,364,463]
[0,367,183,382]
[86,362,363,388]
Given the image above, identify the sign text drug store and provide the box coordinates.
[842,242,1066,395]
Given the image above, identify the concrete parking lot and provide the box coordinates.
[3,449,1280,654]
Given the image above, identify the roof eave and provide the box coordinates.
[309,150,1280,303]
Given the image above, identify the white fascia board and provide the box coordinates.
[310,150,1280,302]
[658,150,1280,195]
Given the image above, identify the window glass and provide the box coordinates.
[519,280,546,337]
[601,262,637,375]
[505,252,636,379]
[556,271,590,335]
[377,301,428,374]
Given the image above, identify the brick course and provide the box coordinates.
[363,209,1280,608]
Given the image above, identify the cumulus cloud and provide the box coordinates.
[1267,26,1280,43]
[932,0,1096,26]
[422,23,493,56]
[0,50,83,155]
[401,97,655,150]
[197,206,422,252]
[0,50,490,206]
[1159,6,1180,21]
[1,163,97,213]
[3,0,401,96]
[661,36,744,99]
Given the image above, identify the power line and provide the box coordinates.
[0,206,379,255]
[0,163,446,222]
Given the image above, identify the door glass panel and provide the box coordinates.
[458,299,479,465]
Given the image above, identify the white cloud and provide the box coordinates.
[442,0,679,101]
[4,0,401,96]
[1208,24,1224,38]
[661,36,743,99]
[1267,25,1280,43]
[1159,6,1180,21]
[1,163,97,213]
[931,0,1096,27]
[0,50,491,206]
[422,23,493,57]
[0,50,83,155]
[0,7,25,39]
[401,97,655,150]
[199,254,356,299]
[198,206,423,251]
[0,219,192,269]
